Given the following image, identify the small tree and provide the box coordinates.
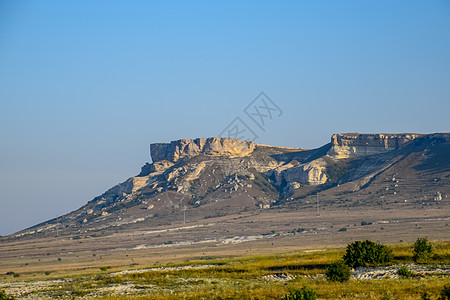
[283,286,317,300]
[413,237,433,263]
[343,240,393,268]
[0,290,15,300]
[438,285,450,300]
[326,261,351,282]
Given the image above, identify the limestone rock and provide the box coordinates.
[111,176,149,195]
[283,182,301,197]
[150,137,255,162]
[434,192,442,201]
[327,133,422,159]
[166,167,188,182]
[183,162,206,181]
[153,160,175,172]
[138,160,174,176]
[272,159,327,186]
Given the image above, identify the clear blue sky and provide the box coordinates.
[1,1,449,235]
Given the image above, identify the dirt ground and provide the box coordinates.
[1,203,449,279]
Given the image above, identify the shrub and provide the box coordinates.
[421,291,433,300]
[343,240,393,268]
[361,221,373,226]
[413,237,433,263]
[438,285,450,300]
[0,290,15,300]
[283,286,317,300]
[100,266,109,272]
[397,265,413,278]
[325,261,351,282]
[5,272,19,278]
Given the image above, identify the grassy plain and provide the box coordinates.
[1,240,449,299]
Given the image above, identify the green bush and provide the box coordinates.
[413,237,433,263]
[325,261,351,282]
[0,290,15,300]
[397,265,413,278]
[283,286,317,300]
[438,284,450,300]
[343,240,393,268]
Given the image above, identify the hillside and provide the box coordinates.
[7,133,450,239]
[1,133,449,263]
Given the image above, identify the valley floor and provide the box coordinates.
[0,204,449,299]
[0,242,449,299]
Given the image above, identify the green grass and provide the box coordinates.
[3,240,450,299]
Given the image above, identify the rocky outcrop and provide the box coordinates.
[150,137,255,162]
[272,158,328,186]
[327,133,423,159]
[138,160,174,176]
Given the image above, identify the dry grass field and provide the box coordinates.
[0,240,449,299]
[1,204,449,299]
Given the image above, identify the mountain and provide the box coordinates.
[7,133,449,243]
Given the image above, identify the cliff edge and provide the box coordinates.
[150,137,255,162]
[327,133,424,159]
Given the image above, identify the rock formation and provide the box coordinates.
[150,137,255,162]
[327,133,423,159]
[12,132,450,240]
[271,158,327,187]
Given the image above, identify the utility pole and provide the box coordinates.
[56,215,59,237]
[316,193,320,216]
[179,195,187,225]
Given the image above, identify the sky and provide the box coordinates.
[0,1,449,236]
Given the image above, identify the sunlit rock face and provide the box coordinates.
[150,137,255,162]
[271,159,327,186]
[327,133,422,159]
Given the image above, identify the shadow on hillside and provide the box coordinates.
[411,135,450,174]
[270,143,331,164]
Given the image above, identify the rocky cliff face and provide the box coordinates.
[271,158,328,188]
[327,133,423,159]
[150,137,256,162]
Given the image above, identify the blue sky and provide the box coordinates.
[0,1,449,235]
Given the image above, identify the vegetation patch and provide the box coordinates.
[414,237,434,263]
[283,286,317,300]
[397,265,414,278]
[325,261,351,282]
[343,240,393,267]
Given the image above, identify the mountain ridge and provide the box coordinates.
[5,132,450,241]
